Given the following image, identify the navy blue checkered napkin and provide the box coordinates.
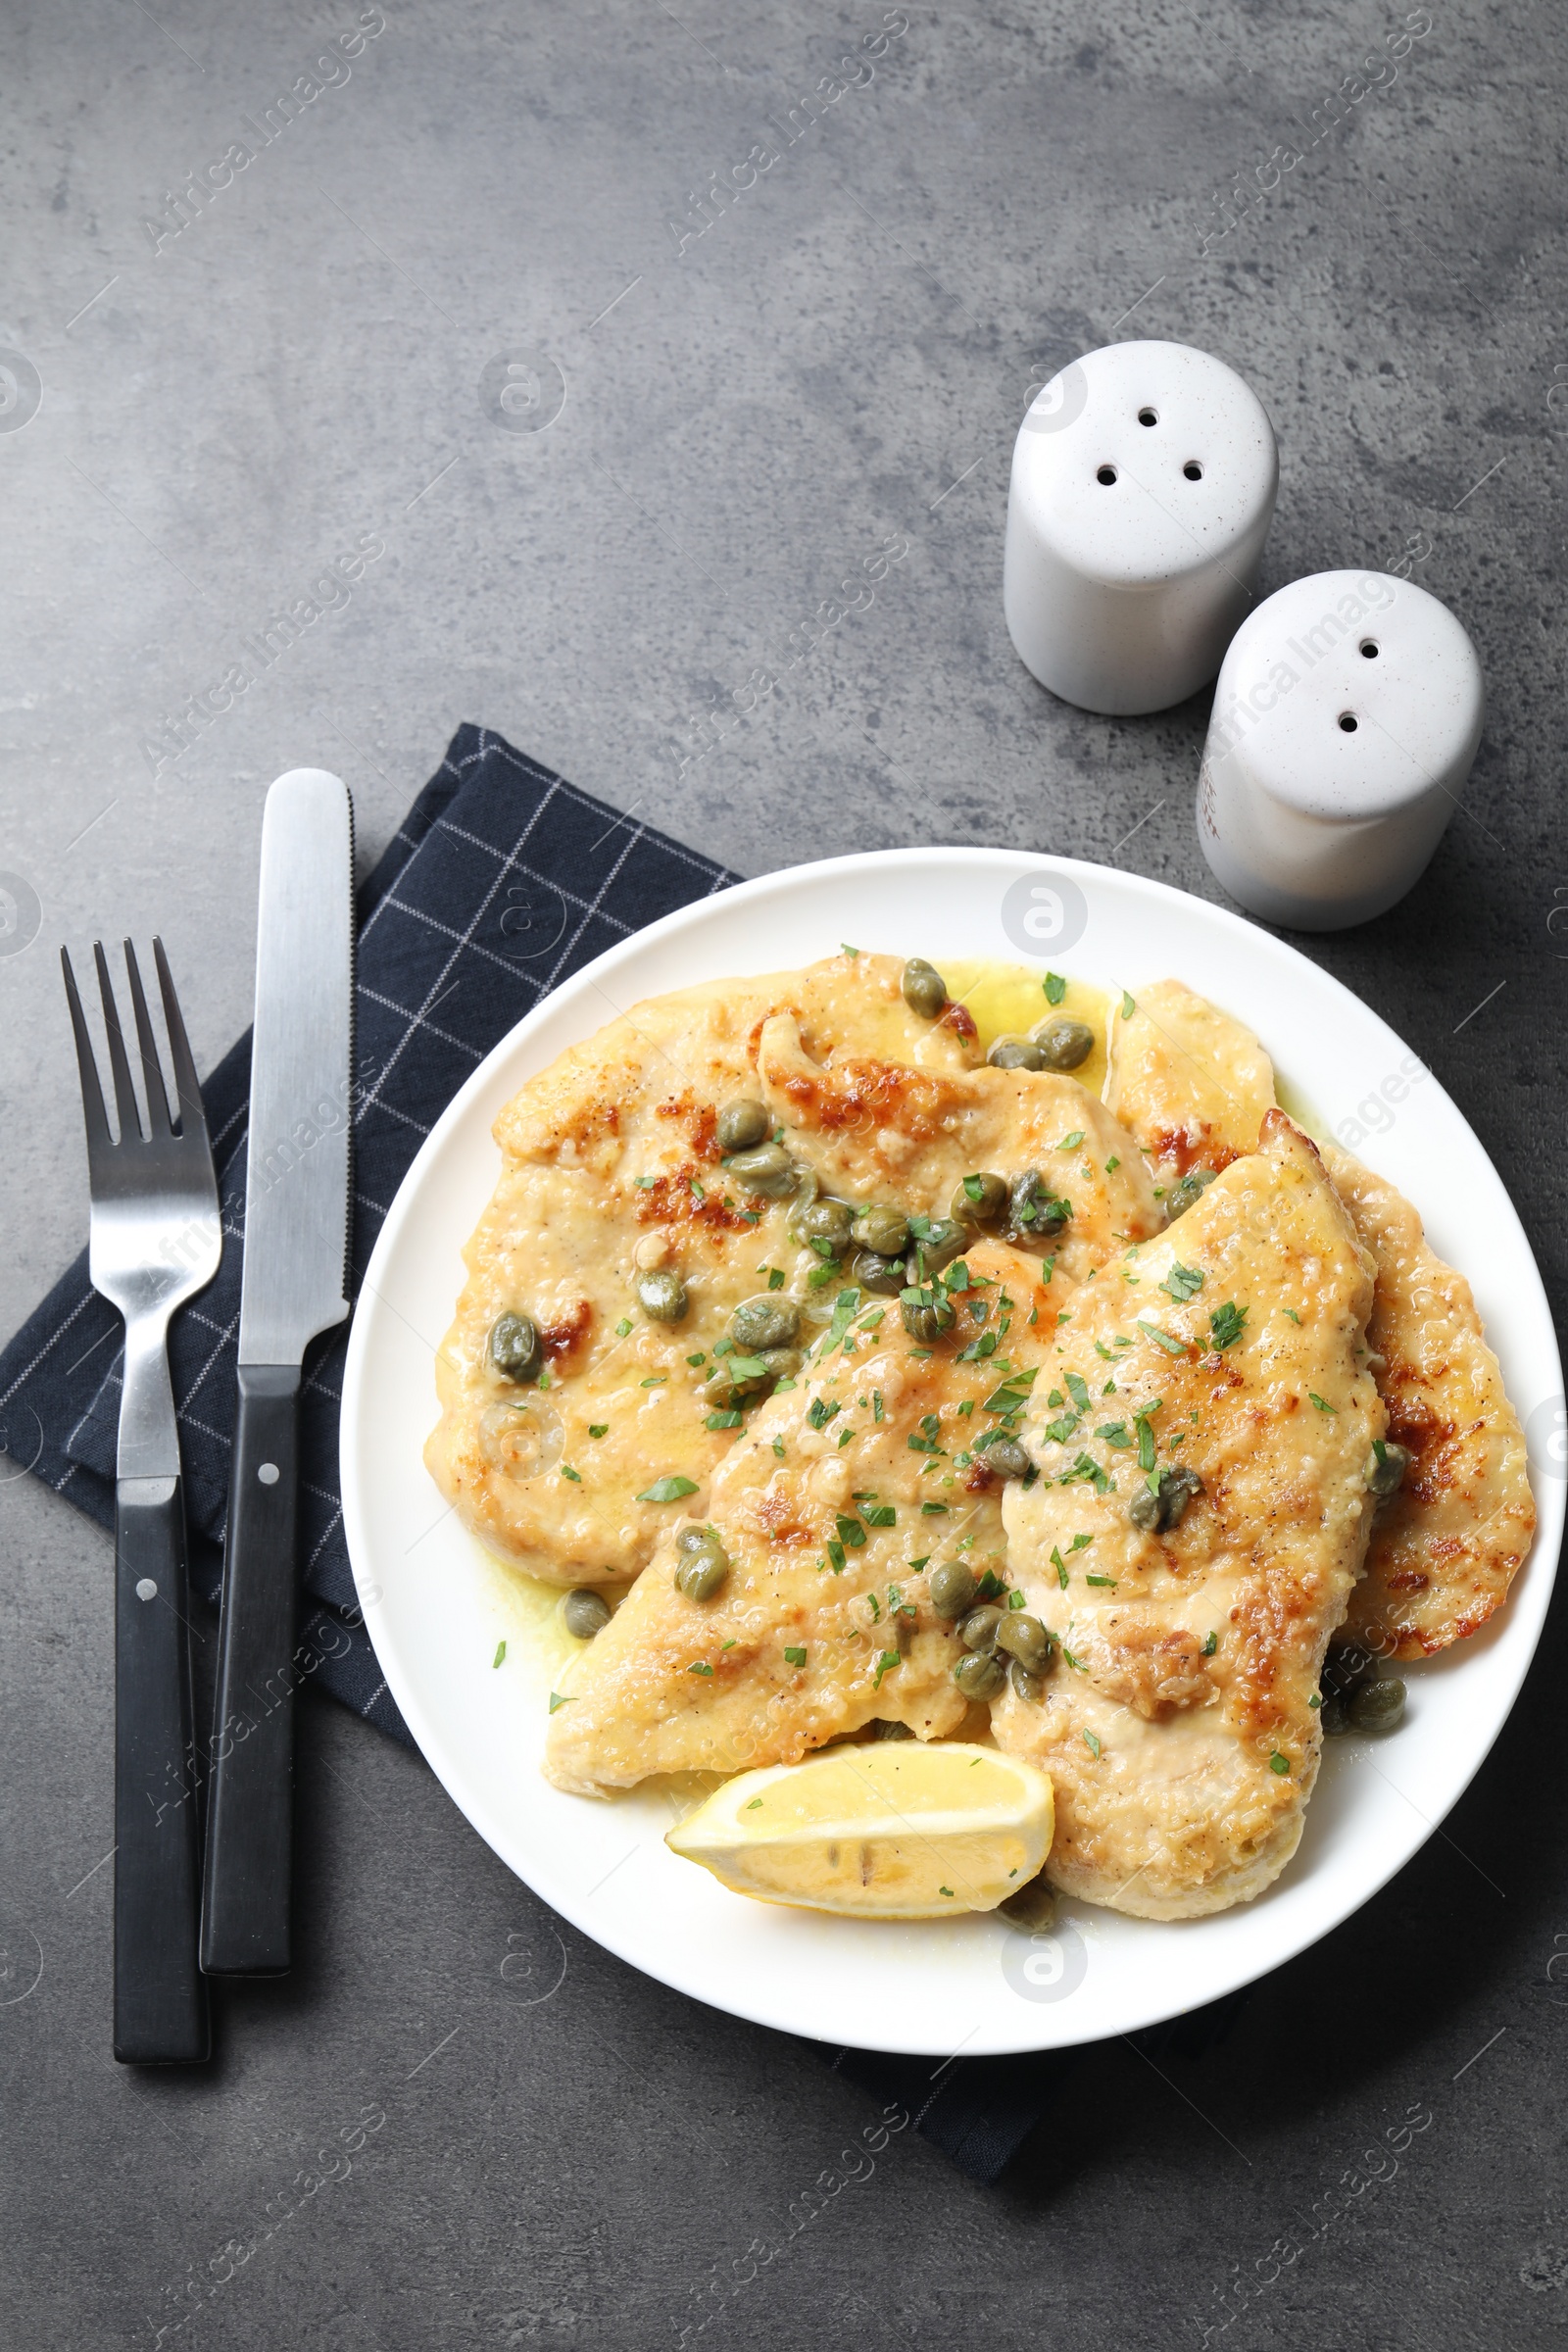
[0,723,1245,2175]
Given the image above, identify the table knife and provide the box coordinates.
[201,768,353,1976]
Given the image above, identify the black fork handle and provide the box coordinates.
[115,1475,210,2064]
[201,1364,300,1976]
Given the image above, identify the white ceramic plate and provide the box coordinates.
[340,851,1562,2056]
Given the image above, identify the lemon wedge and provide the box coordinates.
[664,1742,1054,1919]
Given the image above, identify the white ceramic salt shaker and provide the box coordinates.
[1004,339,1278,715]
[1197,570,1484,930]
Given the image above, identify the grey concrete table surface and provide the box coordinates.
[2,1,1566,2345]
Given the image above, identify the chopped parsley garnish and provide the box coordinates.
[872,1390,885,1423]
[765,1266,785,1290]
[589,1423,609,1439]
[1085,1573,1117,1589]
[907,1413,944,1454]
[1137,1319,1188,1357]
[614,1317,632,1338]
[1097,1420,1131,1449]
[1058,1130,1085,1152]
[1052,1545,1069,1588]
[688,1661,713,1677]
[685,1352,707,1367]
[640,1375,666,1388]
[1007,1588,1027,1610]
[1308,1391,1338,1413]
[1070,1533,1093,1551]
[1064,1371,1091,1411]
[707,1409,743,1430]
[862,1503,897,1528]
[1095,1339,1117,1360]
[1202,1631,1218,1656]
[939,1886,954,1898]
[1060,1452,1111,1493]
[963,1173,987,1202]
[637,1475,699,1502]
[1209,1301,1249,1350]
[1120,991,1136,1019]
[1269,1751,1290,1775]
[1135,1413,1157,1473]
[872,1649,901,1689]
[835,1514,866,1549]
[1084,1729,1102,1757]
[548,1691,572,1713]
[559,1463,582,1483]
[956,1332,998,1362]
[772,1437,786,1458]
[1044,971,1067,1005]
[783,1645,807,1668]
[1282,1306,1300,1324]
[841,942,859,956]
[808,1397,842,1431]
[492,1641,507,1668]
[975,1569,1006,1600]
[747,1796,763,1810]
[921,1501,948,1515]
[1161,1262,1204,1302]
[1043,1414,1081,1445]
[825,1541,846,1572]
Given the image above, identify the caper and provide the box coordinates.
[958,1603,1004,1654]
[1348,1677,1406,1735]
[900,1293,952,1344]
[852,1203,910,1258]
[988,1034,1046,1072]
[488,1310,542,1384]
[792,1197,854,1254]
[871,1719,915,1741]
[1128,1480,1161,1533]
[729,1295,801,1352]
[563,1589,612,1640]
[715,1098,769,1152]
[1006,1169,1069,1246]
[902,958,947,1019]
[928,1559,978,1619]
[851,1249,906,1296]
[1158,1463,1204,1527]
[726,1142,800,1199]
[951,1171,1008,1229]
[1000,1872,1057,1929]
[1320,1691,1349,1737]
[1129,1464,1204,1534]
[905,1218,966,1277]
[952,1650,1005,1700]
[757,1347,803,1384]
[996,1611,1050,1672]
[673,1526,730,1601]
[637,1267,688,1324]
[1028,1015,1096,1071]
[985,1439,1032,1482]
[1364,1440,1412,1497]
[1165,1165,1217,1220]
[1007,1658,1045,1705]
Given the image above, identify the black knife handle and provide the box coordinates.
[201,1364,300,1976]
[115,1475,210,2063]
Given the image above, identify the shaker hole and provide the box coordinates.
[1096,464,1118,485]
[1183,460,1203,481]
[1338,712,1359,733]
[1360,639,1380,659]
[1138,407,1158,426]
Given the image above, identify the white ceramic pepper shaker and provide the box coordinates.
[1197,570,1484,930]
[1004,339,1278,715]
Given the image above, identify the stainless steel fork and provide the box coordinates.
[63,939,221,2064]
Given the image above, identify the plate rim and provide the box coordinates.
[340,844,1562,2053]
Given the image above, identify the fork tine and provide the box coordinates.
[93,942,143,1145]
[61,948,113,1169]
[122,941,172,1137]
[152,938,205,1142]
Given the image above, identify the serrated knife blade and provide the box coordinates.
[202,766,354,1978]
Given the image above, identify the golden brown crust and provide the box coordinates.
[1322,1145,1536,1660]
